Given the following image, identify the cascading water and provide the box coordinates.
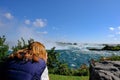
[54,43,120,68]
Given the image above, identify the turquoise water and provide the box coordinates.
[56,49,120,68]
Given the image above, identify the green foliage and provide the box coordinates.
[99,55,120,61]
[70,64,89,76]
[47,47,61,73]
[55,63,70,75]
[12,38,34,52]
[109,55,120,61]
[102,45,120,51]
[0,35,9,61]
[111,56,120,61]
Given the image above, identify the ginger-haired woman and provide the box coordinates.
[2,41,49,80]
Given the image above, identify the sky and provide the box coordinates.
[0,0,120,48]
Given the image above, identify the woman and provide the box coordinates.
[3,41,48,80]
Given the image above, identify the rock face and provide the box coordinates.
[89,61,120,80]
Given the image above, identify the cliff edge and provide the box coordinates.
[89,61,120,80]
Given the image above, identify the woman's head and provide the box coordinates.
[9,41,47,62]
[29,42,47,62]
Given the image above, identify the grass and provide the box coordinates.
[49,74,89,80]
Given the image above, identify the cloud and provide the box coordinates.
[18,26,36,40]
[41,31,48,34]
[108,26,120,43]
[109,27,114,31]
[37,31,48,34]
[0,9,55,49]
[33,19,47,27]
[17,26,51,48]
[4,13,14,19]
[108,34,115,38]
[118,26,120,30]
[0,12,15,35]
[116,32,120,34]
[24,19,30,25]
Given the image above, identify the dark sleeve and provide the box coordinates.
[32,59,46,80]
[38,59,46,76]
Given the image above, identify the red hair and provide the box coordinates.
[9,42,47,62]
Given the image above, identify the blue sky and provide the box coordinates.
[0,0,120,48]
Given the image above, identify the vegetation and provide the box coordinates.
[0,35,9,62]
[99,55,120,61]
[47,47,61,73]
[102,44,120,51]
[49,74,89,80]
[109,55,120,61]
[12,37,34,52]
[89,44,120,51]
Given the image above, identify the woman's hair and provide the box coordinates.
[9,41,47,62]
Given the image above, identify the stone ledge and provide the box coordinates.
[89,61,120,80]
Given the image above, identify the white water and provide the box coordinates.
[54,43,120,68]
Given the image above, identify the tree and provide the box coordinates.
[56,63,70,75]
[47,47,60,73]
[47,47,71,75]
[12,38,34,52]
[0,35,9,61]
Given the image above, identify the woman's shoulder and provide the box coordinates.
[38,59,46,65]
[37,59,46,70]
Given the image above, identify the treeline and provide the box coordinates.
[102,44,120,51]
[89,44,120,51]
[0,35,89,76]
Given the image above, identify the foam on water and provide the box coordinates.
[54,43,120,68]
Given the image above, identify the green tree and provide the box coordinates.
[56,63,70,75]
[12,38,34,52]
[0,35,9,61]
[47,47,60,73]
[47,47,72,75]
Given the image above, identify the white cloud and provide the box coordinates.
[116,32,120,34]
[37,31,48,34]
[0,9,55,49]
[24,19,30,25]
[109,27,114,31]
[18,26,36,40]
[33,19,47,27]
[108,26,120,42]
[118,26,120,30]
[108,34,115,38]
[42,31,48,34]
[17,26,50,48]
[4,13,13,19]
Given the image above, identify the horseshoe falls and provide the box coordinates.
[54,43,120,68]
